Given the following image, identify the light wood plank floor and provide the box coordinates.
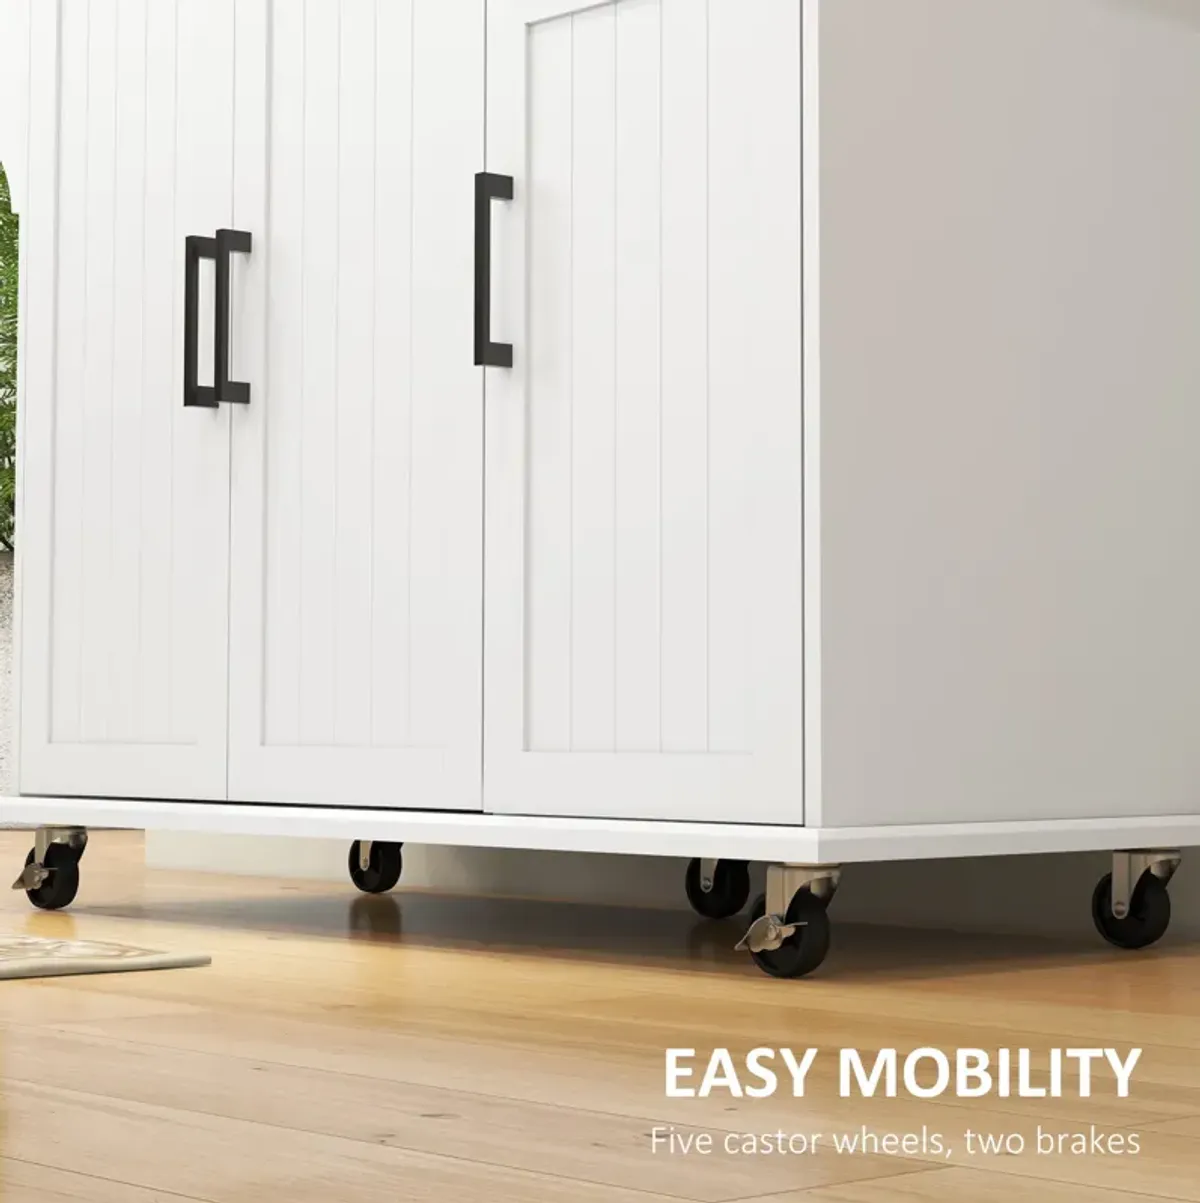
[0,830,1197,1202]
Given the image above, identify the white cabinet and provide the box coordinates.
[7,0,1200,846]
[483,0,804,822]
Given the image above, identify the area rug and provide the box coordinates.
[0,935,210,980]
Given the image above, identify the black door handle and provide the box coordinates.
[183,234,218,408]
[215,228,253,404]
[474,172,513,368]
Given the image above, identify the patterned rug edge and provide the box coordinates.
[0,952,211,981]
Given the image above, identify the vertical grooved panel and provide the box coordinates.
[298,0,340,745]
[108,0,149,744]
[525,16,575,752]
[138,0,178,744]
[244,0,483,801]
[658,0,708,753]
[408,0,478,751]
[568,4,617,752]
[740,0,803,766]
[263,0,306,746]
[27,0,233,799]
[705,0,752,754]
[262,0,442,752]
[50,0,90,744]
[80,0,118,741]
[516,0,802,772]
[613,0,661,751]
[331,0,376,746]
[488,0,804,820]
[368,0,414,749]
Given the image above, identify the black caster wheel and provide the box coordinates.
[685,859,751,919]
[24,845,80,911]
[46,838,86,866]
[747,890,831,979]
[1091,871,1171,950]
[348,841,403,894]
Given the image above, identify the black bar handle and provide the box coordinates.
[183,235,217,408]
[474,172,514,368]
[215,228,253,404]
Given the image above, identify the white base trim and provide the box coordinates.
[4,797,1200,865]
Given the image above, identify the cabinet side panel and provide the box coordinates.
[818,0,1200,826]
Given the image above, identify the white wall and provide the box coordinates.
[145,833,1200,942]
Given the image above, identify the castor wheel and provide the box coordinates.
[23,845,80,911]
[55,839,86,865]
[743,890,831,979]
[685,859,751,920]
[1092,870,1171,950]
[348,841,403,894]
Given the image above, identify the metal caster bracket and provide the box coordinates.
[697,859,718,894]
[1110,848,1180,920]
[736,863,842,954]
[357,840,374,873]
[11,826,88,892]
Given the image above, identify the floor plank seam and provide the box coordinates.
[15,1021,965,1149]
[9,1076,728,1202]
[3,1156,214,1203]
[22,1021,1200,1153]
[710,1160,939,1202]
[912,1157,1200,1203]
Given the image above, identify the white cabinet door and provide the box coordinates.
[18,0,242,799]
[484,0,806,822]
[227,0,486,808]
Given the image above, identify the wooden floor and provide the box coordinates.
[0,831,1198,1202]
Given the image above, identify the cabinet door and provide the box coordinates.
[18,0,242,799]
[484,0,806,822]
[227,0,485,808]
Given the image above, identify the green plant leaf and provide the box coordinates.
[0,162,17,548]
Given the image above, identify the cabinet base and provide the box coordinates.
[4,796,1200,865]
